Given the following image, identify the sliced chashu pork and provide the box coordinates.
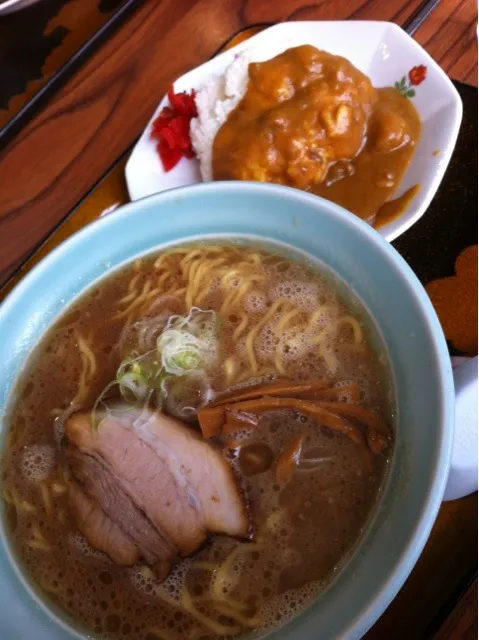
[67,413,204,555]
[68,447,176,578]
[69,482,140,566]
[65,407,249,569]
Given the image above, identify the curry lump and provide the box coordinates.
[213,45,421,226]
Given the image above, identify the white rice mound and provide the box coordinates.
[190,51,252,182]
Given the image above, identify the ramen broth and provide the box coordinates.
[2,243,393,640]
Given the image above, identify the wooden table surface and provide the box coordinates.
[0,0,477,638]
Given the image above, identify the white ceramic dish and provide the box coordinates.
[125,20,463,242]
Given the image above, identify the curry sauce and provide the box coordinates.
[213,46,421,226]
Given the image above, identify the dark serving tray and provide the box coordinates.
[393,81,478,357]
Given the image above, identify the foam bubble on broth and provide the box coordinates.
[270,280,319,312]
[255,318,280,362]
[21,444,55,483]
[69,531,106,559]
[256,581,321,636]
[225,428,253,443]
[244,290,268,314]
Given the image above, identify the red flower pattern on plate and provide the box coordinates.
[409,65,427,86]
[395,64,427,98]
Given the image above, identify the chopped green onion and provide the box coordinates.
[91,308,219,429]
[171,350,202,371]
[90,380,119,432]
[117,370,150,403]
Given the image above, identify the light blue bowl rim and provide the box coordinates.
[0,181,454,640]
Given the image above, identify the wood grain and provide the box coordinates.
[0,0,427,287]
[433,579,478,640]
[414,0,478,86]
[0,0,127,126]
[0,157,129,302]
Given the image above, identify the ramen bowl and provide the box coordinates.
[0,182,454,639]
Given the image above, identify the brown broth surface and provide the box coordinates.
[2,244,393,640]
[213,46,421,226]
